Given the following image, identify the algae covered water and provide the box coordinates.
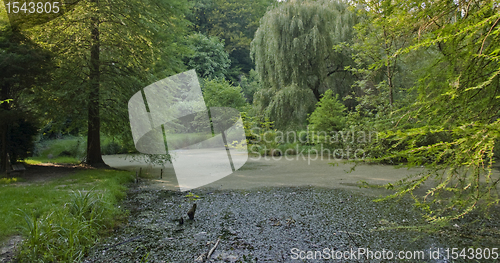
[84,185,499,262]
[85,156,500,262]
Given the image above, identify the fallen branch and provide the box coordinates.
[207,238,220,259]
[345,230,359,247]
[345,230,368,261]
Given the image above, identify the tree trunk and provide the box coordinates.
[383,26,394,106]
[86,2,105,166]
[0,125,7,174]
[312,87,321,102]
[387,64,394,106]
[1,85,10,173]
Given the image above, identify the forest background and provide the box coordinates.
[1,0,499,229]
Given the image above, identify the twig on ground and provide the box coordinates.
[345,230,368,261]
[207,238,220,260]
[345,230,359,247]
[103,235,145,251]
[195,252,207,262]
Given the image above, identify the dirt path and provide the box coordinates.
[4,162,92,184]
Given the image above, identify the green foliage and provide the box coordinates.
[0,27,52,98]
[0,177,22,184]
[101,141,127,155]
[33,136,86,160]
[251,0,357,129]
[184,192,201,202]
[189,0,276,80]
[0,169,134,244]
[239,69,261,103]
[201,78,248,111]
[308,90,347,132]
[352,0,500,225]
[17,190,109,262]
[0,26,53,170]
[254,83,317,129]
[349,0,415,106]
[0,110,39,163]
[184,33,231,80]
[370,121,500,223]
[101,136,133,155]
[27,0,191,164]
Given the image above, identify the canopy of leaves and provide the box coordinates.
[251,0,357,129]
[184,33,231,80]
[189,0,276,80]
[26,0,191,142]
[0,26,52,105]
[353,0,500,225]
[0,25,52,170]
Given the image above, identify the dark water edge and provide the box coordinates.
[83,183,500,263]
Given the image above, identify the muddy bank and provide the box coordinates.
[83,181,499,263]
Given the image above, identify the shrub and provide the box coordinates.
[0,110,39,163]
[308,90,347,133]
[101,141,127,155]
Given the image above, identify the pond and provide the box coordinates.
[102,153,430,194]
[84,155,500,262]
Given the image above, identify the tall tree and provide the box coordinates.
[250,0,357,128]
[29,0,190,166]
[183,33,231,80]
[189,0,276,80]
[0,23,52,172]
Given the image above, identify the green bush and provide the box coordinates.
[101,141,127,155]
[33,136,85,159]
[0,110,39,164]
[239,69,261,103]
[201,78,248,111]
[308,90,347,133]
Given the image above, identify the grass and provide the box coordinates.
[0,168,135,261]
[34,136,86,159]
[25,156,81,165]
[31,135,135,161]
[0,136,137,261]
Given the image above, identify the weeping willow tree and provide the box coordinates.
[250,0,357,129]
